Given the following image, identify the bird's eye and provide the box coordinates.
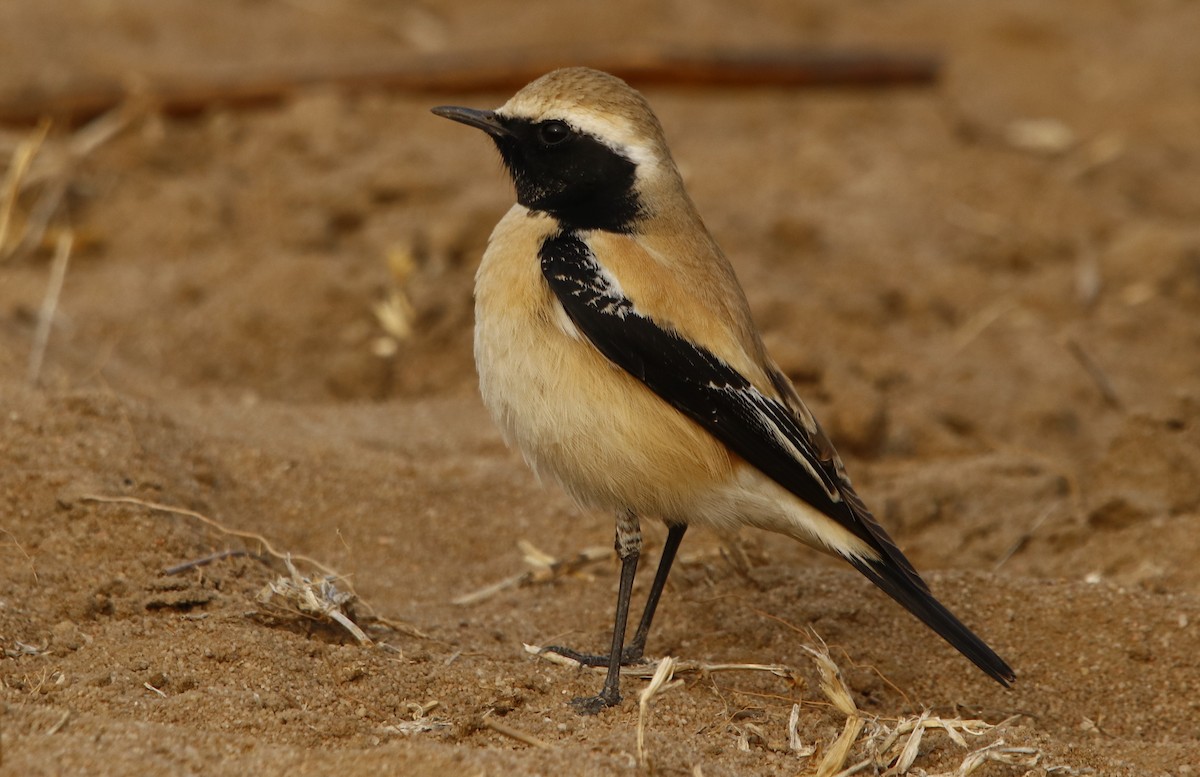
[538,120,572,146]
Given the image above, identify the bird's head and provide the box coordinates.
[432,67,680,233]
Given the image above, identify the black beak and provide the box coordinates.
[431,106,514,139]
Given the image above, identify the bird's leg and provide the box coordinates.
[567,511,641,714]
[622,523,686,662]
[543,522,686,668]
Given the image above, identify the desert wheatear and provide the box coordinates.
[432,67,1014,713]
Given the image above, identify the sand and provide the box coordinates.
[2,1,1199,774]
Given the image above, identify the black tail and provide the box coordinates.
[849,556,1015,686]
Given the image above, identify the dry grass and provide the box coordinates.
[530,636,1045,775]
[637,655,684,766]
[1,104,135,263]
[256,555,370,645]
[0,119,51,255]
[453,539,614,605]
[25,230,72,386]
[525,643,796,682]
[79,494,426,642]
[74,497,1051,772]
[0,526,39,583]
[369,242,419,358]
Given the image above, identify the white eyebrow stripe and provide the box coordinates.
[496,104,662,172]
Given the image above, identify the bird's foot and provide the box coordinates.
[541,644,647,667]
[569,688,621,715]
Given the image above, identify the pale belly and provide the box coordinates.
[471,202,736,523]
[474,286,737,521]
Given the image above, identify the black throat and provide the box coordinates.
[490,117,643,233]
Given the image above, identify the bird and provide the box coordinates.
[431,67,1014,714]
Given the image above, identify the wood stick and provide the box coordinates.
[0,46,941,128]
[481,716,552,749]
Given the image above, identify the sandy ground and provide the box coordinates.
[2,1,1199,774]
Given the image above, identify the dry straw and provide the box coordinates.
[79,494,425,642]
[454,539,614,605]
[1,104,134,262]
[637,656,683,766]
[530,633,1043,775]
[257,555,370,645]
[26,230,73,386]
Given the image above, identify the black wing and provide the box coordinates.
[541,231,886,552]
[541,234,850,519]
[540,231,1015,686]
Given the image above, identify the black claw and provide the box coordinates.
[570,691,620,715]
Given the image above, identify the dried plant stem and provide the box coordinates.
[637,656,683,766]
[0,526,39,583]
[27,230,73,386]
[259,556,371,645]
[0,119,51,253]
[163,549,251,575]
[80,494,343,579]
[525,644,795,681]
[819,715,865,777]
[481,716,551,749]
[45,710,71,736]
[1064,337,1123,410]
[453,541,613,605]
[527,635,1038,774]
[81,493,427,640]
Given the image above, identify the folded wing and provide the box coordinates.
[540,231,1015,685]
